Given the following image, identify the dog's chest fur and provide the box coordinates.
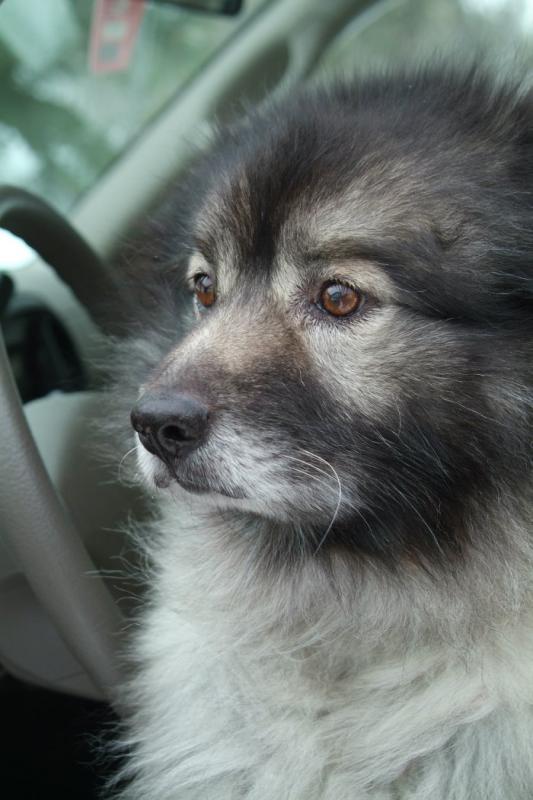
[118,502,533,800]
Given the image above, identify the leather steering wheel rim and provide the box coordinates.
[0,186,123,698]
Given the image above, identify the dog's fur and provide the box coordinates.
[107,68,533,798]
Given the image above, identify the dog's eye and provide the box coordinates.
[319,282,361,317]
[194,274,216,308]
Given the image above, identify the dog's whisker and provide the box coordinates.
[290,466,373,534]
[118,445,138,482]
[296,449,343,554]
[286,453,342,481]
[291,454,388,550]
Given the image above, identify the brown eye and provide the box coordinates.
[194,274,216,308]
[319,282,361,317]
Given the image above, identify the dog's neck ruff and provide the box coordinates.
[112,495,533,800]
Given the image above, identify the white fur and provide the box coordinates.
[114,484,533,800]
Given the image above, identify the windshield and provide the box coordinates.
[319,0,533,76]
[2,0,533,270]
[0,0,266,214]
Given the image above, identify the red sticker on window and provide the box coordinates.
[89,0,145,75]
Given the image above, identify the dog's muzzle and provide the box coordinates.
[131,392,209,463]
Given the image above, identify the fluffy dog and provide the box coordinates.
[108,67,533,799]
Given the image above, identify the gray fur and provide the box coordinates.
[104,67,533,798]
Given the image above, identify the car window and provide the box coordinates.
[3,0,532,271]
[318,0,533,76]
[0,0,267,216]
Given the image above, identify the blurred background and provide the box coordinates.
[2,0,533,239]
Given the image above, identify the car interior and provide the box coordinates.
[1,0,532,795]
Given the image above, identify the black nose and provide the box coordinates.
[131,393,209,460]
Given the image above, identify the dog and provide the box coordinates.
[107,66,533,799]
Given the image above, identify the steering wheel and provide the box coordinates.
[0,186,124,699]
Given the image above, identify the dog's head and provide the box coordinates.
[128,69,533,567]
